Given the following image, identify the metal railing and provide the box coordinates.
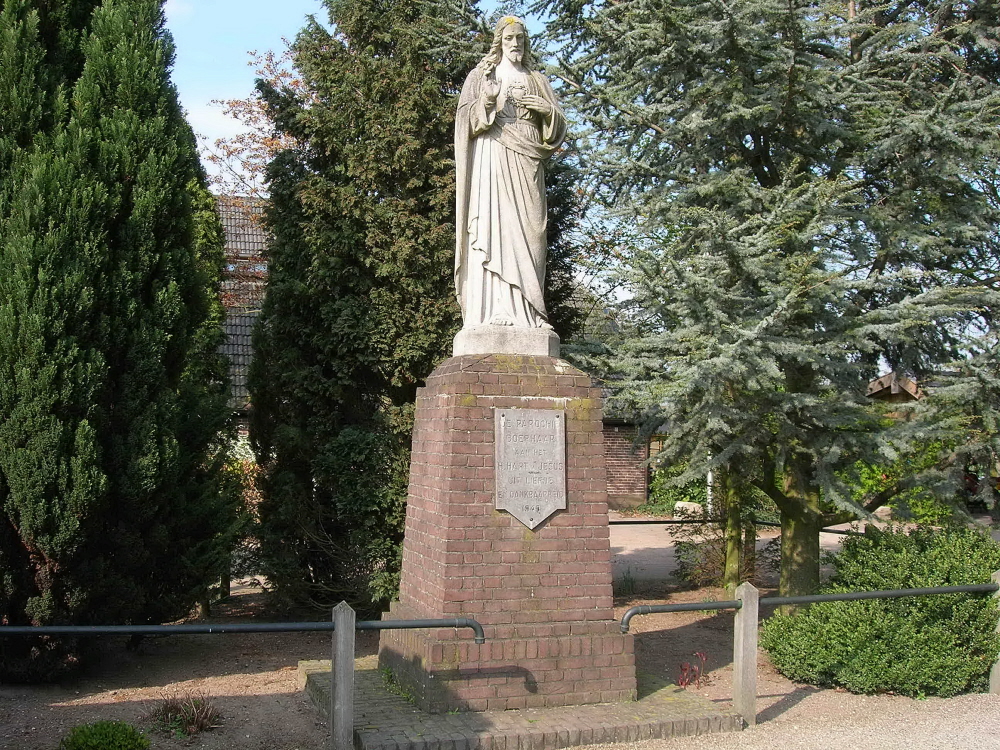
[620,573,1000,726]
[0,617,486,642]
[7,579,1000,736]
[619,582,1000,631]
[0,603,485,750]
[609,517,862,535]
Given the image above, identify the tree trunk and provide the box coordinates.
[721,470,741,596]
[743,518,757,584]
[219,558,232,599]
[779,510,822,611]
[777,450,824,608]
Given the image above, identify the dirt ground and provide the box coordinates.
[2,582,758,750]
[2,525,999,749]
[0,581,338,749]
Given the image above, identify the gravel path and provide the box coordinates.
[583,692,1000,750]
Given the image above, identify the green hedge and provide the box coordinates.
[760,526,1000,697]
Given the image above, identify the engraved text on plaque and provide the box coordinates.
[494,408,567,529]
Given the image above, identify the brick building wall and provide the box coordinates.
[603,422,648,510]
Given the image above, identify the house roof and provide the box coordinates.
[218,195,267,311]
[218,196,269,414]
[221,310,259,412]
[866,371,922,402]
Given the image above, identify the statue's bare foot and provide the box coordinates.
[489,316,514,326]
[538,321,554,331]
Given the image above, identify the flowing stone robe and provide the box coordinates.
[454,63,567,331]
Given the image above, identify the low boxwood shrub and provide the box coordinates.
[760,525,1000,697]
[59,720,150,750]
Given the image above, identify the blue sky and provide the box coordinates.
[164,0,328,147]
[164,0,516,166]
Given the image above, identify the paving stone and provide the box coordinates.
[305,656,741,750]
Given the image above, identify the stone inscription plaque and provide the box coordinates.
[494,408,566,529]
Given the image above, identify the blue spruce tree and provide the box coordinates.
[544,0,1000,596]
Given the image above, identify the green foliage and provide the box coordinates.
[639,462,707,516]
[0,0,237,679]
[544,155,588,341]
[761,526,1000,697]
[645,466,776,587]
[249,0,476,613]
[883,476,963,527]
[913,337,1000,513]
[544,0,1000,595]
[221,435,264,579]
[59,721,150,750]
[249,0,581,612]
[848,442,962,525]
[895,494,961,526]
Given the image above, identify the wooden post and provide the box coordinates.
[331,601,356,750]
[733,582,759,726]
[990,571,1000,695]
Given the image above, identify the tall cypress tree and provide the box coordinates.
[544,0,1000,596]
[0,0,235,679]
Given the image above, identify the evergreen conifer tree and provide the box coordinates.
[249,0,582,611]
[543,0,1000,596]
[249,0,477,613]
[0,0,235,679]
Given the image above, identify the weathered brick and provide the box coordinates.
[378,355,634,712]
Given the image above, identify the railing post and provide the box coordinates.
[733,582,759,726]
[991,571,1000,695]
[331,601,355,750]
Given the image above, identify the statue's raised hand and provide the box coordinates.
[483,73,501,105]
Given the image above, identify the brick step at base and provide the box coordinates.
[302,656,743,750]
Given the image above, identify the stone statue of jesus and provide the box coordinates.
[453,17,567,355]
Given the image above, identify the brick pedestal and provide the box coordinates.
[379,355,636,713]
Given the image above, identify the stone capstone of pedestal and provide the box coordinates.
[453,325,560,357]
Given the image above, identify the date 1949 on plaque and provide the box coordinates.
[494,408,567,529]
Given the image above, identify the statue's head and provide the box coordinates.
[481,16,535,71]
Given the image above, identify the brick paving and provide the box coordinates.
[301,656,742,750]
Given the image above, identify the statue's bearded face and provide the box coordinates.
[501,24,526,64]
